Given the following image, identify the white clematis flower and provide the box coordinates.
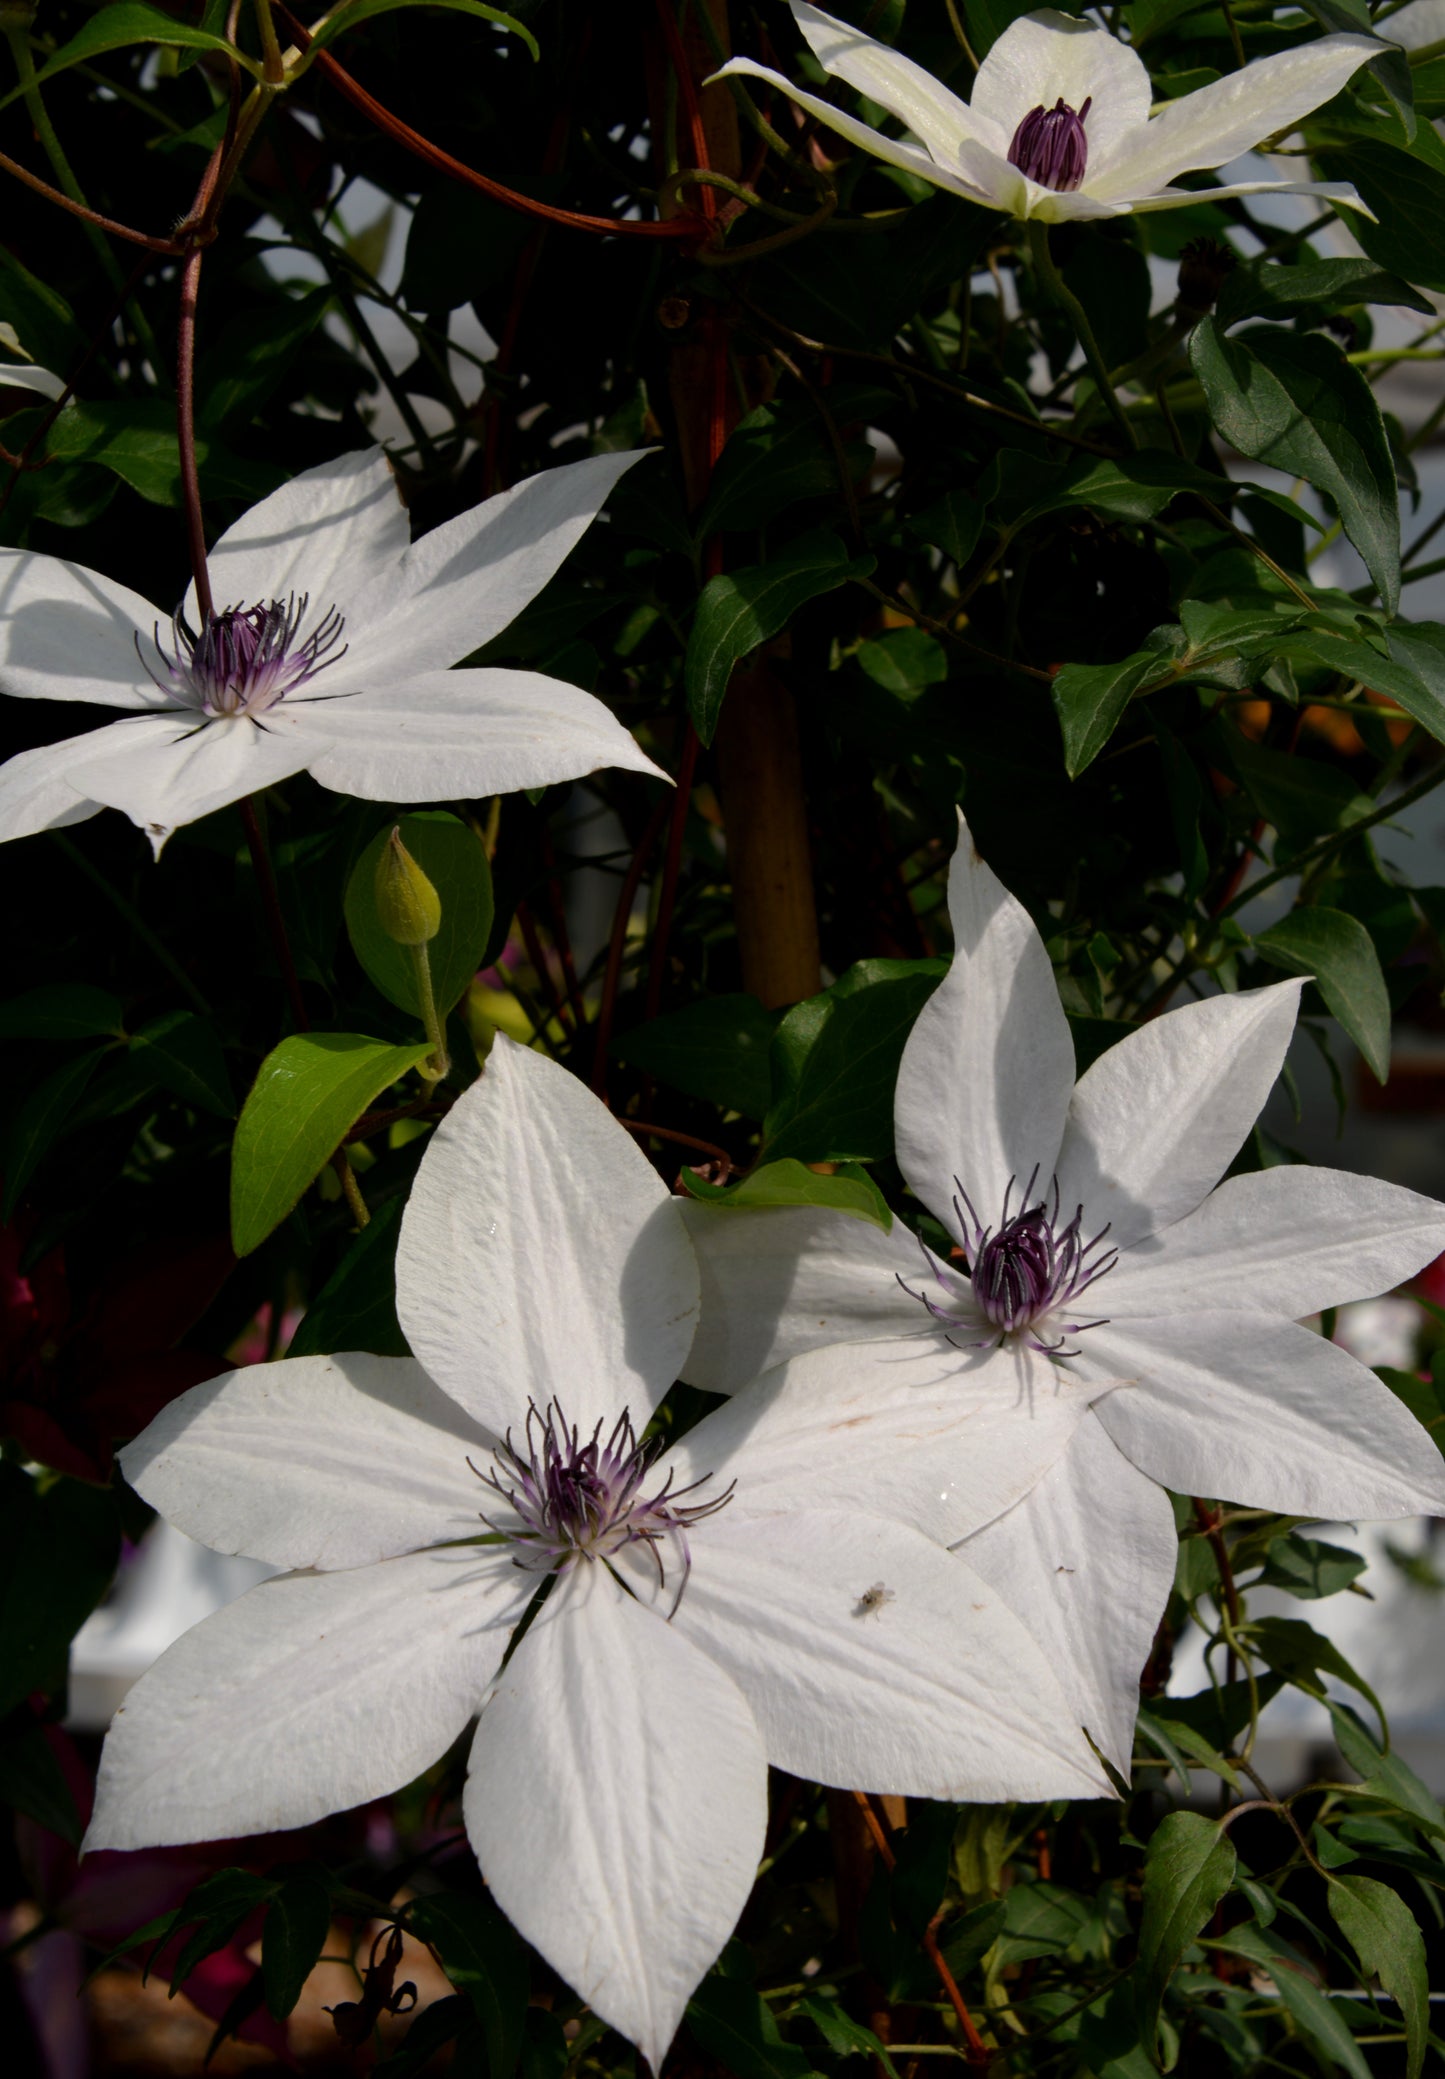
[84,1036,1108,2070]
[0,446,662,856]
[680,812,1445,1768]
[0,323,66,402]
[715,4,1375,223]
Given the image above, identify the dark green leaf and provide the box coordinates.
[169,1870,281,1992]
[1217,258,1433,329]
[798,1994,897,2076]
[2,1,252,112]
[0,1469,119,1717]
[1247,1616,1385,1731]
[1329,1874,1429,2079]
[687,1975,817,2079]
[345,812,494,1022]
[230,1033,432,1256]
[1052,649,1162,777]
[764,958,943,1165]
[940,1897,1008,1977]
[856,629,948,700]
[1253,907,1390,1082]
[1,1049,106,1218]
[1210,1922,1370,2079]
[131,1010,235,1118]
[907,488,984,567]
[262,1866,334,2021]
[610,993,781,1117]
[1376,1363,1445,1460]
[1316,143,1445,294]
[375,1996,478,2078]
[699,401,873,538]
[0,248,84,376]
[287,1194,411,1358]
[1226,731,1374,847]
[995,1881,1096,1966]
[1190,317,1400,614]
[518,2005,569,2079]
[1136,1812,1237,2050]
[0,1718,81,1843]
[681,1158,892,1231]
[33,400,281,506]
[1257,1534,1367,1600]
[1328,1702,1445,1844]
[196,288,332,432]
[685,530,876,744]
[407,1892,526,2077]
[0,985,123,1041]
[309,0,539,60]
[1025,450,1218,527]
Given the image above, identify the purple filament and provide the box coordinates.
[1007,96,1091,192]
[140,593,347,720]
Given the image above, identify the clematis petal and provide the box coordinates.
[894,811,1074,1236]
[1105,1165,1445,1321]
[0,359,65,402]
[354,451,647,683]
[0,548,170,708]
[971,11,1153,172]
[1125,175,1370,217]
[679,1201,928,1394]
[1085,1312,1445,1519]
[1052,980,1301,1250]
[84,1546,522,1853]
[187,447,411,639]
[789,0,1006,158]
[1086,33,1377,199]
[669,1335,1098,1545]
[959,1413,1177,1775]
[119,1354,495,1572]
[65,712,314,853]
[0,727,110,843]
[299,667,666,801]
[396,1035,699,1436]
[465,1565,766,2074]
[643,1508,1110,1801]
[709,55,1003,206]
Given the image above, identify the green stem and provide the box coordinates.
[409,941,450,1088]
[1026,219,1137,449]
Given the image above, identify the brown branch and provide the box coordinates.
[851,1794,990,2069]
[0,146,187,252]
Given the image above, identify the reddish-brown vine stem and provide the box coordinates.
[592,793,673,1098]
[0,146,189,253]
[620,1119,735,1168]
[850,1793,991,2068]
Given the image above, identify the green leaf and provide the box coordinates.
[130,1011,235,1118]
[1253,908,1391,1083]
[345,812,494,1023]
[907,487,985,568]
[376,1998,478,2078]
[1276,624,1445,748]
[994,1880,1096,1965]
[30,399,281,506]
[1247,1616,1385,1731]
[196,287,332,432]
[1257,1534,1367,1600]
[681,1157,893,1231]
[941,1897,1008,1977]
[698,400,873,538]
[1316,143,1445,295]
[168,1870,281,1992]
[763,958,944,1165]
[856,629,949,700]
[1052,649,1161,778]
[1024,450,1218,527]
[0,1,256,112]
[1190,317,1400,615]
[308,0,539,61]
[797,1994,897,2076]
[687,1976,817,2079]
[1328,1701,1445,1845]
[1210,1922,1370,2079]
[262,1866,334,2021]
[287,1195,411,1359]
[1,1049,106,1218]
[1226,731,1374,848]
[0,1717,81,1843]
[230,1033,432,1256]
[1329,1874,1429,2079]
[610,993,781,1118]
[1376,1362,1445,1460]
[0,1469,120,1717]
[407,1892,526,2078]
[685,530,876,745]
[0,248,85,376]
[0,985,124,1041]
[1217,258,1433,329]
[1136,1812,1237,2051]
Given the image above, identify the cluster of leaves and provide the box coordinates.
[4,0,1445,2072]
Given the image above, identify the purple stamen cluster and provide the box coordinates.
[140,594,347,720]
[478,1401,734,1617]
[901,1169,1116,1355]
[1007,96,1092,192]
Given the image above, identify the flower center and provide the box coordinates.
[1007,96,1091,192]
[900,1169,1116,1355]
[140,594,347,720]
[477,1400,734,1616]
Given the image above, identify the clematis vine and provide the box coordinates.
[0,446,662,856]
[84,1037,1108,2069]
[716,4,1375,223]
[680,814,1445,1768]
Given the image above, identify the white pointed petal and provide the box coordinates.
[790,0,1004,158]
[711,56,1005,207]
[1088,34,1377,197]
[84,1547,521,1852]
[466,1566,766,2073]
[895,811,1074,1235]
[1107,1166,1445,1321]
[355,452,646,683]
[671,1335,1099,1544]
[959,1414,1177,1774]
[119,1353,495,1572]
[1087,1313,1445,1518]
[1052,980,1301,1250]
[65,711,314,839]
[972,11,1152,168]
[0,359,65,401]
[189,447,410,635]
[0,728,106,843]
[679,1201,927,1393]
[1019,180,1132,222]
[1125,175,1371,218]
[0,548,169,708]
[300,667,665,802]
[396,1035,699,1436]
[650,1509,1109,1801]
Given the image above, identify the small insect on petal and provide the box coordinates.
[855,1582,895,1619]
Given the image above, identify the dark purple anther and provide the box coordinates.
[140,593,347,720]
[1007,96,1092,192]
[477,1401,734,1616]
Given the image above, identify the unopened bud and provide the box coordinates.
[375,828,441,946]
[1176,238,1235,318]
